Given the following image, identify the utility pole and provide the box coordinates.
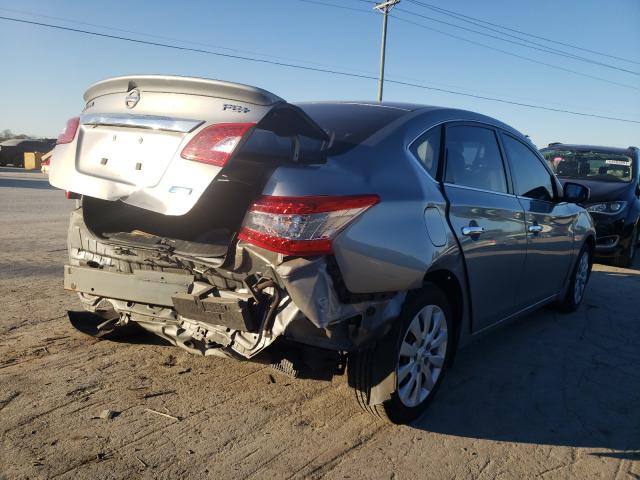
[374,0,400,102]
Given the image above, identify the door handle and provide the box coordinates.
[528,224,543,234]
[461,226,485,236]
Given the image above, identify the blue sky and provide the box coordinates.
[0,0,638,149]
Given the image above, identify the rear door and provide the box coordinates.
[442,123,527,331]
[500,133,575,305]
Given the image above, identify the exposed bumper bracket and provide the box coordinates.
[171,293,258,332]
[64,265,194,307]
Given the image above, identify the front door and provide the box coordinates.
[500,133,574,305]
[442,124,528,332]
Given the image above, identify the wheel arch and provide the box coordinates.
[584,233,595,261]
[421,269,465,365]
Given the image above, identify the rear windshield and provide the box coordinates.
[297,103,409,153]
[541,149,634,183]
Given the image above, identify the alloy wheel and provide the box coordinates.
[396,304,448,408]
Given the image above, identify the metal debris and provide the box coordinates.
[144,408,180,421]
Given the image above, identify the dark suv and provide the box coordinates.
[541,144,640,267]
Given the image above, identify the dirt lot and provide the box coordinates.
[0,167,638,479]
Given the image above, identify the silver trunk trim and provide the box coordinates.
[80,113,204,133]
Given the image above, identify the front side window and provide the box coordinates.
[503,134,554,201]
[410,125,441,178]
[541,148,634,183]
[444,125,508,194]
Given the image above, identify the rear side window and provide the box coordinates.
[410,126,441,178]
[502,134,554,201]
[445,125,508,194]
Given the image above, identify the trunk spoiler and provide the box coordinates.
[50,75,330,216]
[256,103,329,142]
[84,75,329,141]
[84,75,284,106]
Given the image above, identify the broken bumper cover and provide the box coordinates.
[64,254,405,359]
[64,265,270,356]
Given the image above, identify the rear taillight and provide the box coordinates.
[180,123,256,167]
[56,117,80,145]
[238,195,380,256]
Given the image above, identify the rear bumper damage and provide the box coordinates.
[66,208,405,360]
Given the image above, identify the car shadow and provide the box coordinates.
[68,310,173,347]
[413,269,640,458]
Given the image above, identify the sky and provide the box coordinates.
[0,0,638,149]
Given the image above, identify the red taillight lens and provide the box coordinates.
[238,195,380,256]
[180,123,256,167]
[56,117,80,145]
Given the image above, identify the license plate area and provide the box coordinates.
[76,126,184,187]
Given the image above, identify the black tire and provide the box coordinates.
[348,283,454,424]
[614,223,638,268]
[556,243,592,313]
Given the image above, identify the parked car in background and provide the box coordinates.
[541,144,640,267]
[0,138,56,167]
[50,75,595,424]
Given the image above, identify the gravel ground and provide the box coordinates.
[0,167,638,479]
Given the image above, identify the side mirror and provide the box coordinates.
[564,182,590,204]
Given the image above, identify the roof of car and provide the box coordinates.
[295,101,438,112]
[541,143,638,156]
[0,139,27,146]
[0,138,53,147]
[295,101,527,143]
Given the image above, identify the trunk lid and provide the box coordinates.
[49,75,327,216]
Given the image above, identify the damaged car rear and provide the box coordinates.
[51,75,595,424]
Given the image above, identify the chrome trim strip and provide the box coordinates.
[405,118,524,186]
[406,118,518,153]
[443,182,517,199]
[80,113,204,133]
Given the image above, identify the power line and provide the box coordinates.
[404,0,640,66]
[294,0,640,91]
[1,15,638,125]
[8,5,627,116]
[293,0,374,14]
[398,2,639,76]
[390,13,640,91]
[0,5,379,76]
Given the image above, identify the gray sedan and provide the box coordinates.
[50,75,595,424]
